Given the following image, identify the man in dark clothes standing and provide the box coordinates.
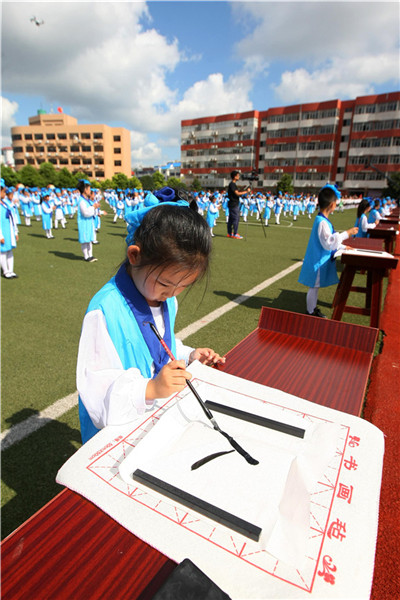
[227,170,250,239]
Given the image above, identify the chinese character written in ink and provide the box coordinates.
[327,518,347,541]
[344,455,358,471]
[337,483,354,504]
[348,435,360,447]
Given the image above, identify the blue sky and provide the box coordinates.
[2,1,399,166]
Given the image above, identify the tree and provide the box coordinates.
[276,173,294,195]
[0,166,20,187]
[112,173,129,189]
[152,171,166,189]
[383,172,400,200]
[39,162,58,186]
[191,178,202,192]
[166,176,186,190]
[57,168,76,189]
[128,175,142,190]
[101,179,113,190]
[18,164,41,187]
[139,175,154,191]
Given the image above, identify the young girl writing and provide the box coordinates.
[354,199,378,238]
[298,184,358,318]
[77,189,225,443]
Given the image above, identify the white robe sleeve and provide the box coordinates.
[79,199,95,218]
[318,219,349,251]
[360,214,376,233]
[76,309,151,429]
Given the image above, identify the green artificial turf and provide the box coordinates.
[1,204,384,538]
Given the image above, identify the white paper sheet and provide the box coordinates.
[119,379,340,565]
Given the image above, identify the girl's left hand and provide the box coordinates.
[189,348,226,366]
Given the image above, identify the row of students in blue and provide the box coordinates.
[298,184,359,318]
[0,178,19,278]
[77,187,225,443]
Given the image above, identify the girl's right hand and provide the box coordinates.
[348,226,358,236]
[146,360,191,400]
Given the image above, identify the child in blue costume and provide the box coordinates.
[354,199,378,238]
[77,188,226,443]
[0,179,19,278]
[298,184,358,318]
[76,179,99,262]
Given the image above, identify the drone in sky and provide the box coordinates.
[30,16,45,27]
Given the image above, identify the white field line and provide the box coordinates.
[1,261,302,449]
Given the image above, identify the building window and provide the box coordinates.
[71,158,81,165]
[57,133,67,139]
[94,145,103,152]
[24,134,33,140]
[114,160,122,166]
[48,146,57,153]
[37,146,45,152]
[113,135,121,141]
[46,133,56,140]
[13,147,23,153]
[83,158,92,165]
[26,146,34,152]
[34,133,43,140]
[12,134,22,141]
[82,146,91,152]
[70,145,80,152]
[95,170,104,177]
[81,132,91,139]
[60,159,68,165]
[15,159,25,165]
[114,147,121,154]
[93,132,103,139]
[69,133,79,140]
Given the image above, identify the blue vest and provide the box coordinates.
[77,195,95,243]
[298,214,339,288]
[368,209,379,224]
[79,276,177,443]
[0,199,17,252]
[355,215,368,238]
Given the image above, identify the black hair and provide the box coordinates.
[374,199,380,208]
[76,180,89,195]
[318,186,338,210]
[132,203,212,280]
[357,199,371,218]
[230,170,240,180]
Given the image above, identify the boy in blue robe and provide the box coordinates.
[298,184,358,318]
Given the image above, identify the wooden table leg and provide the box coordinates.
[369,269,384,328]
[332,265,356,321]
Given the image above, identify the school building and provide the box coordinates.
[181,91,400,195]
[10,111,131,181]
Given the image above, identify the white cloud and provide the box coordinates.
[233,2,399,63]
[1,97,19,147]
[273,53,400,104]
[1,3,256,165]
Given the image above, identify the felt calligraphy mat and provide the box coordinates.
[57,362,384,599]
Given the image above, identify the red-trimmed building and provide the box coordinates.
[181,92,400,195]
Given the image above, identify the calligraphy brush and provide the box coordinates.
[145,321,259,466]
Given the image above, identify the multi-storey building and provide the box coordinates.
[11,111,131,181]
[181,92,400,195]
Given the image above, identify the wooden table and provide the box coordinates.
[1,308,379,600]
[332,240,398,328]
[369,222,399,254]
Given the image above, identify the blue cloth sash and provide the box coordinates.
[114,264,172,376]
